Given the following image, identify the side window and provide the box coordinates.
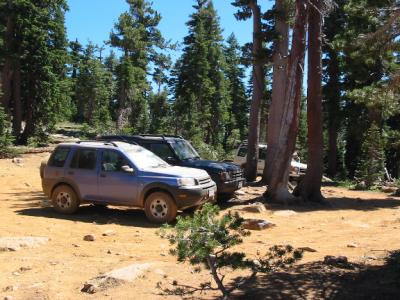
[70,149,97,170]
[150,143,174,161]
[259,148,267,160]
[48,147,70,167]
[237,146,247,157]
[101,150,130,172]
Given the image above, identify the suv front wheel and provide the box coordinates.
[52,185,80,214]
[144,192,177,223]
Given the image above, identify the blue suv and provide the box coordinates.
[40,141,216,223]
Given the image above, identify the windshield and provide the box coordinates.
[169,140,200,160]
[124,147,168,169]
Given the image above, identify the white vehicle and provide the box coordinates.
[233,143,307,177]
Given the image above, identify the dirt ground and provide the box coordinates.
[0,153,400,300]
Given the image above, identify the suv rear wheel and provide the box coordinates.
[52,185,80,214]
[144,192,177,223]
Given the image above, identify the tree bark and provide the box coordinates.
[265,0,307,203]
[293,0,325,202]
[245,0,264,182]
[263,0,289,184]
[12,59,22,139]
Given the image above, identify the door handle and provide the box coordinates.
[100,173,106,178]
[68,171,74,175]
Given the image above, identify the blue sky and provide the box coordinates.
[65,0,273,57]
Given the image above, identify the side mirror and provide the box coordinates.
[121,165,134,173]
[166,157,177,165]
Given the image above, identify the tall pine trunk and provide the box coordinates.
[263,0,289,184]
[293,0,324,202]
[12,59,22,138]
[245,0,264,181]
[265,0,307,203]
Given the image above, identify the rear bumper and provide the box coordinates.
[173,184,217,210]
[41,179,52,198]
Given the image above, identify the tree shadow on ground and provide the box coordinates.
[232,250,400,300]
[268,196,400,213]
[9,191,160,228]
[220,194,400,213]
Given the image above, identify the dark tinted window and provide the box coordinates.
[70,149,97,170]
[238,147,247,157]
[101,150,130,172]
[48,147,70,167]
[150,143,174,160]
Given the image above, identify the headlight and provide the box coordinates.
[177,178,197,186]
[219,171,231,181]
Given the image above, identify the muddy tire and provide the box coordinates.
[144,192,177,223]
[52,185,80,214]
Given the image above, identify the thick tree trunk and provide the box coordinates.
[265,0,307,203]
[293,0,324,202]
[245,0,264,182]
[1,15,15,112]
[325,49,341,178]
[263,0,289,184]
[12,59,22,138]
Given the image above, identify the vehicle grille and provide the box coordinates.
[231,170,243,180]
[198,177,212,185]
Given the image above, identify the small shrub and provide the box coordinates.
[355,123,385,189]
[158,203,303,299]
[27,127,51,147]
[0,106,15,158]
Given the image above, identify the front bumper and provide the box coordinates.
[216,178,245,194]
[173,183,217,210]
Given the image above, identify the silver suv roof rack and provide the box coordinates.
[76,140,119,147]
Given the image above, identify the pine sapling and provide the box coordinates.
[158,203,303,299]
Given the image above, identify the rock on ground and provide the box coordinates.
[242,219,275,230]
[323,255,354,269]
[102,230,116,237]
[0,237,49,252]
[237,202,267,213]
[273,210,297,217]
[82,263,151,294]
[83,234,96,241]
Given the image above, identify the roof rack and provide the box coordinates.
[137,134,184,140]
[76,140,119,147]
[96,135,138,145]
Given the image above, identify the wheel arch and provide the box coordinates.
[140,183,176,207]
[51,181,81,200]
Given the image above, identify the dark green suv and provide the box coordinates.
[98,135,245,199]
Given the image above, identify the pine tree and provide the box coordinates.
[0,104,14,157]
[74,43,113,129]
[334,0,398,179]
[148,90,171,134]
[323,0,345,178]
[0,0,70,144]
[110,0,167,133]
[265,0,307,203]
[172,0,230,147]
[68,39,83,121]
[232,0,265,181]
[355,123,385,188]
[223,33,249,144]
